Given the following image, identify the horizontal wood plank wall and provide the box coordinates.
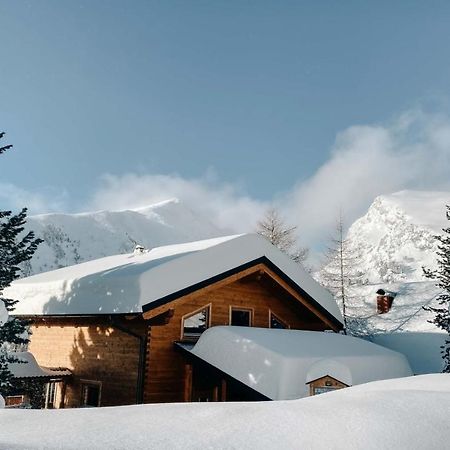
[28,317,146,407]
[144,274,328,403]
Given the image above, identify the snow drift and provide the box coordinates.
[0,374,448,449]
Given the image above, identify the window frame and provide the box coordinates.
[269,310,290,329]
[229,306,253,327]
[45,380,58,409]
[180,303,212,341]
[80,379,102,408]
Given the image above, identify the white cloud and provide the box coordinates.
[88,172,268,233]
[86,109,450,251]
[283,109,450,246]
[0,183,67,214]
[13,108,450,255]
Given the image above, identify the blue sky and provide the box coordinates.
[1,1,450,243]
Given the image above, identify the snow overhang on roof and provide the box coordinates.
[188,327,413,400]
[8,352,71,379]
[5,234,343,325]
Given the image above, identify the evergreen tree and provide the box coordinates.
[0,132,43,390]
[423,205,450,373]
[319,213,366,334]
[256,208,309,264]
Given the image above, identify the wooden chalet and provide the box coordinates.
[6,234,345,407]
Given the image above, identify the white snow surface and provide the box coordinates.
[22,198,225,276]
[347,281,443,334]
[7,352,71,379]
[345,280,446,373]
[5,234,343,323]
[346,190,449,284]
[0,301,6,409]
[0,374,449,450]
[191,327,412,400]
[0,300,7,326]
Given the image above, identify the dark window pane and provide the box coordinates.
[183,307,209,339]
[231,309,251,326]
[270,313,288,329]
[82,384,100,407]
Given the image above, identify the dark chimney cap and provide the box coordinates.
[376,289,386,295]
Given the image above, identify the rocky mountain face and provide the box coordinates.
[346,190,449,284]
[22,198,225,276]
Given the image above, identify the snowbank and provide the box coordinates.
[0,374,448,449]
[371,332,446,374]
[191,327,412,399]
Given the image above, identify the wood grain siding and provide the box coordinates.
[27,316,146,407]
[144,272,329,403]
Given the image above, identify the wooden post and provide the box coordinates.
[183,364,193,402]
[220,379,227,402]
[58,381,67,409]
[212,386,219,402]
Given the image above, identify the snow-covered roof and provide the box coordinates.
[5,234,343,324]
[189,327,412,400]
[8,352,71,379]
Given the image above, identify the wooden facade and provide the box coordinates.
[307,375,349,396]
[23,261,341,407]
[27,315,147,407]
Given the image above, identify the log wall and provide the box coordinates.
[144,274,328,403]
[28,317,146,407]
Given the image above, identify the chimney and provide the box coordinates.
[376,288,395,314]
[133,244,146,255]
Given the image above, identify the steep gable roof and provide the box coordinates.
[5,234,343,325]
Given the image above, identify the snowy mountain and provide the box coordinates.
[317,190,449,339]
[22,198,226,276]
[347,190,449,284]
[343,190,448,338]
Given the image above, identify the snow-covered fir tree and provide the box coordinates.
[0,132,43,392]
[423,205,450,373]
[319,214,367,334]
[256,208,309,264]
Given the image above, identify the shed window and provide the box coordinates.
[81,381,101,407]
[45,381,58,408]
[230,308,252,327]
[270,312,289,329]
[182,305,210,340]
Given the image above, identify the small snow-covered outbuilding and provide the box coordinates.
[177,327,412,400]
[5,234,349,407]
[4,352,71,408]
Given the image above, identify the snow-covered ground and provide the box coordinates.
[347,281,442,334]
[0,374,449,449]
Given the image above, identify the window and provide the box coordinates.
[270,312,289,329]
[5,395,28,407]
[45,381,58,409]
[182,305,211,340]
[81,381,101,407]
[313,386,338,395]
[230,307,252,327]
